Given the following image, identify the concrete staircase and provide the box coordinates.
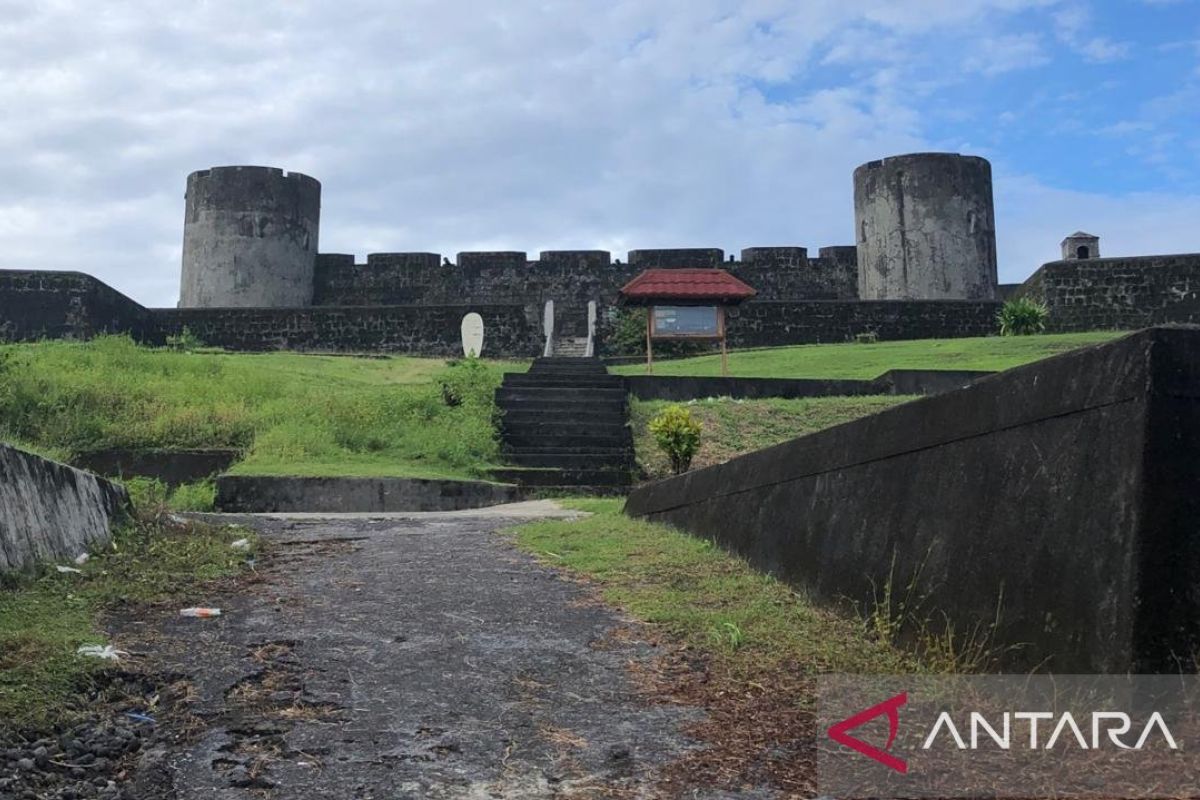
[551,336,589,357]
[492,358,635,494]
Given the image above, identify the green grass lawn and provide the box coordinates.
[632,395,913,478]
[0,336,528,482]
[612,331,1123,379]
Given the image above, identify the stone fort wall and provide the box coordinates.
[1018,254,1200,331]
[311,246,861,310]
[0,268,998,356]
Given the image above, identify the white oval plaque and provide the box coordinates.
[461,312,484,357]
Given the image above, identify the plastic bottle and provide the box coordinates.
[179,607,222,618]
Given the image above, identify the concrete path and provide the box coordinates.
[120,501,716,799]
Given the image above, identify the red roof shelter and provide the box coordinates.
[619,268,757,304]
[619,269,757,375]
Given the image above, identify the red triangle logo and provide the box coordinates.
[827,691,908,774]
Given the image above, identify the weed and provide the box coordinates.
[997,297,1050,336]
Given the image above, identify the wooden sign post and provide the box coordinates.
[618,268,756,379]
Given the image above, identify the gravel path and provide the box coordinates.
[115,502,717,799]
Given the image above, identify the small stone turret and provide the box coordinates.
[1062,232,1100,261]
[179,166,321,308]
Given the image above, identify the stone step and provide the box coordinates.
[531,356,606,366]
[500,409,628,425]
[504,451,635,469]
[539,485,632,497]
[503,374,625,389]
[496,387,626,403]
[502,431,633,450]
[488,467,633,487]
[496,401,628,418]
[527,364,610,376]
[501,420,630,439]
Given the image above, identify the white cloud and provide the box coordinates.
[0,0,1192,307]
[995,173,1200,281]
[1052,4,1131,62]
[964,33,1050,74]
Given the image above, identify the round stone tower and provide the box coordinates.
[179,166,321,308]
[854,153,997,301]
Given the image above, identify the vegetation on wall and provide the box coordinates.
[996,297,1050,336]
[0,336,520,480]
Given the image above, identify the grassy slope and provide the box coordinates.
[631,395,913,478]
[0,516,258,726]
[0,337,526,480]
[612,331,1121,379]
[513,499,913,676]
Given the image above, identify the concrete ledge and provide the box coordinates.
[622,369,994,401]
[215,475,526,513]
[73,448,240,487]
[624,328,1200,672]
[1,443,130,573]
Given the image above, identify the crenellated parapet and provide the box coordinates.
[310,245,860,307]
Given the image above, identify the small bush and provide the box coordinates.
[122,477,216,516]
[648,404,702,474]
[165,327,205,352]
[438,356,495,408]
[997,297,1049,336]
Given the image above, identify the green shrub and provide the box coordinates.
[165,326,205,352]
[997,297,1049,336]
[648,404,703,474]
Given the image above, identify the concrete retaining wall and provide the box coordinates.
[72,448,240,487]
[215,475,525,513]
[624,328,1200,672]
[623,370,994,401]
[0,443,129,573]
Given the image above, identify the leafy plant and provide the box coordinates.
[996,297,1049,336]
[165,326,205,352]
[648,404,702,475]
[710,620,746,651]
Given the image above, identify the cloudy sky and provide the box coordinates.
[1,0,1198,307]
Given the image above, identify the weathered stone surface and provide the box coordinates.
[855,153,998,301]
[155,303,542,357]
[0,443,129,573]
[621,369,993,401]
[1018,253,1200,331]
[71,448,240,487]
[214,475,525,512]
[625,328,1200,672]
[0,269,156,342]
[627,248,725,268]
[180,166,321,309]
[724,300,1000,346]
